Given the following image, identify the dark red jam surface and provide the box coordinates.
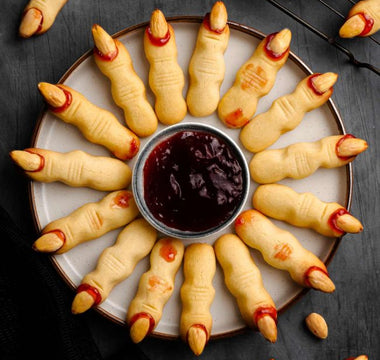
[143,130,244,232]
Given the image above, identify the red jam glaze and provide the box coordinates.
[146,26,171,46]
[114,137,140,160]
[304,266,329,288]
[358,13,374,36]
[42,229,66,248]
[159,239,177,262]
[202,12,225,34]
[49,87,72,113]
[264,32,289,60]
[129,138,140,158]
[336,134,356,161]
[344,358,356,360]
[113,191,132,208]
[253,306,278,326]
[224,108,249,128]
[241,64,267,91]
[328,208,350,235]
[23,8,43,34]
[307,74,325,96]
[186,324,209,343]
[24,149,45,172]
[93,43,119,61]
[77,284,102,306]
[148,275,172,292]
[274,243,292,261]
[235,210,255,228]
[129,312,155,334]
[234,214,245,227]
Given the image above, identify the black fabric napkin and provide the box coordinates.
[0,205,149,360]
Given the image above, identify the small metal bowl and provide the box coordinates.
[132,122,250,240]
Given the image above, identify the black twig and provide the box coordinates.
[319,0,345,18]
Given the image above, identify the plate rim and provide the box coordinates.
[28,16,353,340]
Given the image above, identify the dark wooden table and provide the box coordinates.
[1,1,379,359]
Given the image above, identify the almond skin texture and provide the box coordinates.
[305,313,328,339]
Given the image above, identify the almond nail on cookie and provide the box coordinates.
[240,72,338,153]
[186,1,230,117]
[71,218,157,314]
[218,28,291,128]
[235,210,336,293]
[180,243,216,356]
[127,238,184,343]
[144,9,187,125]
[10,148,132,191]
[92,24,158,137]
[214,234,278,342]
[19,0,68,38]
[249,134,368,183]
[339,0,380,38]
[38,82,140,160]
[32,190,139,254]
[252,184,363,237]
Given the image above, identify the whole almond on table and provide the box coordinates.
[305,312,328,339]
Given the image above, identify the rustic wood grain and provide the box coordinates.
[1,0,379,359]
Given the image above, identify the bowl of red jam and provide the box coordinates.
[132,123,250,239]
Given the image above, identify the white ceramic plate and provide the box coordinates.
[30,17,351,338]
